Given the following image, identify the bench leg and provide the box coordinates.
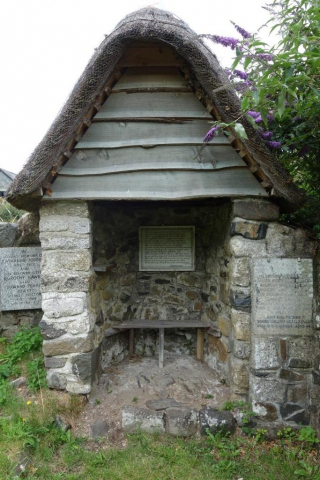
[197,329,204,361]
[159,328,164,368]
[129,329,134,357]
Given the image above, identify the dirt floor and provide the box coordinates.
[74,353,231,440]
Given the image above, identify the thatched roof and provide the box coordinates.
[6,7,304,211]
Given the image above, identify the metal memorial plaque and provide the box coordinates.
[139,226,195,271]
[0,247,42,311]
[252,258,313,335]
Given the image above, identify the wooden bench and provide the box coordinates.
[113,320,210,368]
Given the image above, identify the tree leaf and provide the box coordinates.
[234,123,248,140]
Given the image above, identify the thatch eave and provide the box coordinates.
[6,7,305,211]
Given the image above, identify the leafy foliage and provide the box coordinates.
[0,327,45,404]
[0,198,25,222]
[204,0,320,230]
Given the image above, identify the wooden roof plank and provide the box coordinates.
[76,120,228,149]
[62,145,246,175]
[47,169,268,200]
[95,92,212,119]
[113,66,189,90]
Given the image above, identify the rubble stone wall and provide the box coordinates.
[92,201,233,376]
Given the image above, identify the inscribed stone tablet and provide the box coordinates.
[0,247,41,311]
[252,258,313,335]
[139,226,195,271]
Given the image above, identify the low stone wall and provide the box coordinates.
[226,199,320,427]
[0,213,42,338]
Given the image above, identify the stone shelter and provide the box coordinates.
[6,8,320,429]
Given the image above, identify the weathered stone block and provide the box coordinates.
[47,371,67,390]
[40,216,91,234]
[287,384,308,404]
[66,381,91,394]
[44,356,67,369]
[288,358,311,369]
[250,374,286,404]
[229,237,266,257]
[177,273,203,288]
[40,233,91,250]
[231,219,267,240]
[166,407,198,436]
[208,336,229,363]
[41,273,92,293]
[280,403,310,424]
[71,348,100,384]
[232,339,251,359]
[42,292,86,318]
[253,402,278,421]
[121,405,165,434]
[42,334,94,356]
[120,274,136,286]
[16,212,40,246]
[265,223,295,256]
[287,337,315,364]
[39,320,66,339]
[41,250,92,273]
[40,201,90,218]
[279,369,304,382]
[199,408,236,436]
[230,357,249,394]
[251,337,280,369]
[232,199,279,221]
[230,258,250,287]
[231,309,250,341]
[0,222,17,247]
[230,288,251,312]
[218,316,231,337]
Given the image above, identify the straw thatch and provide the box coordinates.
[6,7,304,211]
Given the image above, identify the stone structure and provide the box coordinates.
[4,8,320,432]
[0,213,42,338]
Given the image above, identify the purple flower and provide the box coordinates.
[259,129,273,140]
[267,111,275,122]
[201,34,239,49]
[204,125,219,142]
[230,21,251,39]
[233,81,252,92]
[233,69,248,80]
[256,53,274,61]
[247,111,261,119]
[254,116,263,123]
[267,140,282,149]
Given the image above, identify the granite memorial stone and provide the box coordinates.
[0,247,41,310]
[252,258,313,335]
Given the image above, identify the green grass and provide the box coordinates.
[0,199,25,222]
[0,406,319,480]
[0,329,319,480]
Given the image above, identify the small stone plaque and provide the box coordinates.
[139,226,195,271]
[0,247,41,311]
[252,258,313,335]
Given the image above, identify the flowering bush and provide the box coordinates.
[201,0,320,230]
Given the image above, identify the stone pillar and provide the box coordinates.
[228,198,319,426]
[39,201,98,394]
